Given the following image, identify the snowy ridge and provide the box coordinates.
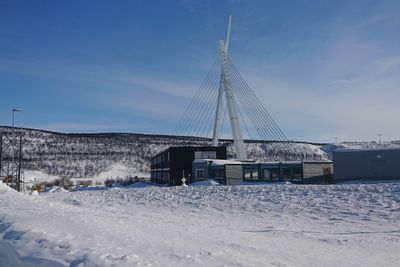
[1,181,400,266]
[0,126,329,182]
[2,126,399,182]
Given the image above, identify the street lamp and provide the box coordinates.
[12,108,22,127]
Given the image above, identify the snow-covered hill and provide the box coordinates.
[3,126,398,182]
[1,181,399,266]
[0,126,329,182]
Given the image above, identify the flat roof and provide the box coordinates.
[150,146,226,160]
[334,147,400,153]
[193,159,332,166]
[193,159,244,166]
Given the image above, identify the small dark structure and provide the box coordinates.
[192,159,333,185]
[0,131,23,191]
[333,148,400,182]
[150,146,227,186]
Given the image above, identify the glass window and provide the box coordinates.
[283,168,292,178]
[203,151,216,159]
[194,151,217,159]
[323,168,331,176]
[263,168,271,180]
[244,168,252,180]
[244,166,258,181]
[252,168,258,179]
[271,168,280,181]
[293,167,302,178]
[196,169,204,179]
[213,168,224,178]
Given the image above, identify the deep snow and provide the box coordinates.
[1,181,400,266]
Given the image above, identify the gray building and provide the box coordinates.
[333,148,400,182]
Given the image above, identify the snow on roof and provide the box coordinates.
[193,159,332,167]
[192,159,247,165]
[212,159,246,166]
[335,147,400,153]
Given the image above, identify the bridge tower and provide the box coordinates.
[212,16,247,160]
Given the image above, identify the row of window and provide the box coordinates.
[150,171,170,183]
[194,151,217,160]
[150,152,170,167]
[194,166,303,182]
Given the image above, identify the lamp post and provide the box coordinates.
[12,108,22,127]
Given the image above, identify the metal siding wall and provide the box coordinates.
[303,163,333,183]
[303,164,330,179]
[333,149,400,181]
[226,165,243,185]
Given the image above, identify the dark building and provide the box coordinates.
[333,148,400,182]
[192,159,333,185]
[150,146,227,186]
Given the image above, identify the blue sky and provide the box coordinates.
[0,0,399,142]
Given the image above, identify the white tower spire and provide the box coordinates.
[212,16,247,160]
[212,15,232,147]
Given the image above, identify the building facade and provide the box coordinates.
[192,159,333,185]
[333,148,400,182]
[150,146,227,186]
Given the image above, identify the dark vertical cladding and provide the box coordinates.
[150,146,227,186]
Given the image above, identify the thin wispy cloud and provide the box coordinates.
[0,0,398,141]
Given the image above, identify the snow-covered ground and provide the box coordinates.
[1,181,400,267]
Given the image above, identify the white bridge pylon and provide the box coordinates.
[212,16,247,160]
[173,16,298,161]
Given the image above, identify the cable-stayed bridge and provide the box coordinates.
[174,16,301,161]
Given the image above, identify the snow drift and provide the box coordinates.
[1,181,400,266]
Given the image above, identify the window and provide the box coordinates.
[244,169,252,180]
[194,151,217,159]
[196,169,204,179]
[203,151,216,159]
[283,168,292,178]
[252,168,258,179]
[271,168,280,181]
[323,168,331,176]
[244,166,259,181]
[213,167,224,178]
[263,169,271,180]
[293,167,302,178]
